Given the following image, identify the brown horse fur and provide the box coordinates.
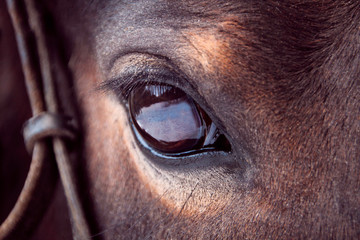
[1,0,359,239]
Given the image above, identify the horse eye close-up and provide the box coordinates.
[129,83,231,156]
[0,0,359,239]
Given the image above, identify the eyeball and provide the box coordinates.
[129,83,230,155]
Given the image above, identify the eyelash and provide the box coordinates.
[100,66,184,101]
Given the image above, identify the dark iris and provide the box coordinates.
[129,83,230,155]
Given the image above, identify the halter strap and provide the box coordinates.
[1,0,91,239]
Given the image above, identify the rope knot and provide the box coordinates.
[23,112,76,153]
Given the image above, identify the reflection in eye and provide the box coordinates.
[129,83,230,155]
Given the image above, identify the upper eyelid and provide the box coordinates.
[98,53,192,99]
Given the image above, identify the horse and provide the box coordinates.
[0,0,359,239]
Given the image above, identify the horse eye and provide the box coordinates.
[129,83,230,155]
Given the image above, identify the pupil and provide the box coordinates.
[129,83,205,153]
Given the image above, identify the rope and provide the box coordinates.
[1,0,91,239]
